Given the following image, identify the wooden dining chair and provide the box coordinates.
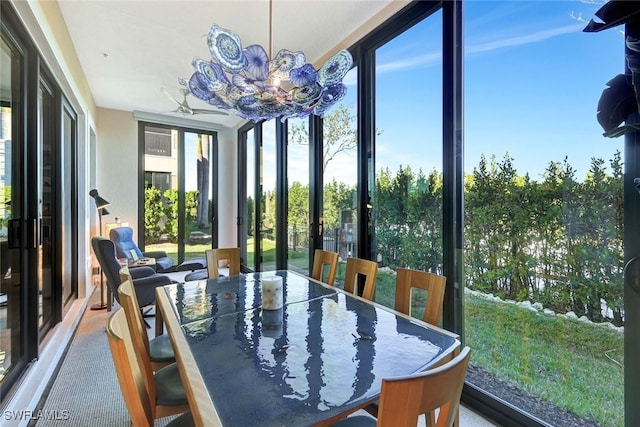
[106,308,193,426]
[330,346,471,427]
[343,257,378,301]
[362,269,447,420]
[205,247,241,279]
[395,268,446,326]
[118,270,175,370]
[311,249,339,285]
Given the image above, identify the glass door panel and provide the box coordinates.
[61,107,76,308]
[38,79,54,337]
[183,132,213,261]
[244,128,256,268]
[287,118,310,274]
[374,13,443,311]
[0,36,23,392]
[464,2,623,425]
[260,121,276,271]
[144,125,217,266]
[143,125,178,263]
[323,67,358,286]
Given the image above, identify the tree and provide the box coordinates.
[289,104,381,172]
[144,187,165,244]
[288,181,310,248]
[323,179,356,230]
[288,181,309,230]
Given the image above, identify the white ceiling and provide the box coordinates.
[56,0,404,128]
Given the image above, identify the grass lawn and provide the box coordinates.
[465,294,623,426]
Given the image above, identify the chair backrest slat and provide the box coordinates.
[106,308,155,427]
[311,249,339,286]
[206,247,241,279]
[118,280,155,400]
[394,268,446,326]
[377,346,471,427]
[343,257,378,301]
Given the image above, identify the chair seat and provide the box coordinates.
[154,363,188,407]
[167,411,195,427]
[150,334,175,363]
[154,256,175,272]
[176,257,207,271]
[330,415,376,427]
[184,269,208,281]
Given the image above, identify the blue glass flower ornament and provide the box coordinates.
[270,49,306,81]
[290,64,318,88]
[183,73,215,101]
[244,44,270,81]
[192,57,228,91]
[291,83,323,106]
[206,93,231,109]
[318,50,353,86]
[207,24,247,73]
[313,83,347,116]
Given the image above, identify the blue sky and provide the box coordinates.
[302,0,624,186]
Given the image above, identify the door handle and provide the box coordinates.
[33,218,38,249]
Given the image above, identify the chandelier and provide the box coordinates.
[179,2,353,123]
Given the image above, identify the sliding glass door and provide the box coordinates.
[183,132,215,261]
[239,126,256,269]
[37,75,55,337]
[373,10,444,309]
[141,123,218,266]
[0,33,24,398]
[61,103,77,311]
[260,121,276,272]
[286,117,310,274]
[463,2,623,425]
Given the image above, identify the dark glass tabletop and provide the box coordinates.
[160,270,459,426]
[162,270,337,325]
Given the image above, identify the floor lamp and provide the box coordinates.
[89,189,111,310]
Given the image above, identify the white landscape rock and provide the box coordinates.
[464,287,624,333]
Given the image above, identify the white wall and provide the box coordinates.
[96,108,140,233]
[218,128,238,248]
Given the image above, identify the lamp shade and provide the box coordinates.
[93,195,111,209]
[89,189,111,209]
[99,207,111,216]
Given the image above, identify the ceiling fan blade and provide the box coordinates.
[190,108,229,116]
[161,87,182,106]
[162,87,228,116]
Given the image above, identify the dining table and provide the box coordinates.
[156,269,460,427]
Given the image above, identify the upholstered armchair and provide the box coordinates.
[109,226,174,272]
[92,236,172,310]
